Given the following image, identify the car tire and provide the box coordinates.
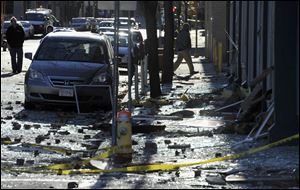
[24,101,35,110]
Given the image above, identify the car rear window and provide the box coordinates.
[35,38,108,63]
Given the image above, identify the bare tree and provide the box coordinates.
[162,1,174,84]
[142,1,161,98]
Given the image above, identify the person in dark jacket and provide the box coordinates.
[6,16,25,74]
[174,23,198,76]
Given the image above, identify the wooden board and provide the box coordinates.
[177,119,226,128]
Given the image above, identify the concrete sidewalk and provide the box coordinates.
[117,58,299,189]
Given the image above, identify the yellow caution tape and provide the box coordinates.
[24,143,76,155]
[2,141,17,145]
[42,145,131,170]
[3,134,298,175]
[44,145,121,170]
[57,133,300,175]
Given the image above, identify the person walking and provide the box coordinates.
[174,23,198,76]
[6,16,25,74]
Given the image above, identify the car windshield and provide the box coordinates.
[105,35,128,47]
[72,18,87,23]
[105,31,142,44]
[25,13,45,21]
[118,20,135,28]
[99,22,114,27]
[36,38,108,63]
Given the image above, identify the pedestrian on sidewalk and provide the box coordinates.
[174,23,198,76]
[6,16,25,74]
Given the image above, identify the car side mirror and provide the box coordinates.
[25,52,32,60]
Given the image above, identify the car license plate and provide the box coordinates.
[59,89,73,97]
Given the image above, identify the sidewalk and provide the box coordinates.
[115,58,299,189]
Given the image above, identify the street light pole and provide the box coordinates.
[184,1,188,22]
[112,1,120,146]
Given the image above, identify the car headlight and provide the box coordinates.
[28,68,44,80]
[92,73,107,83]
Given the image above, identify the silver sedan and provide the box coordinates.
[24,31,114,110]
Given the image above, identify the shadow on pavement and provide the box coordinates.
[1,73,15,78]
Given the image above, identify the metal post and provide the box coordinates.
[144,55,148,89]
[112,1,120,146]
[218,42,223,73]
[195,2,199,51]
[184,1,188,22]
[195,19,198,50]
[93,1,96,18]
[128,12,132,112]
[135,63,139,100]
[213,38,217,66]
[141,59,145,95]
[141,55,148,95]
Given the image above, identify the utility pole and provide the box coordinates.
[93,1,97,18]
[112,1,120,146]
[143,1,161,98]
[162,1,174,84]
[184,1,188,22]
[177,1,181,29]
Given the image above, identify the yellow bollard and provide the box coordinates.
[218,42,223,73]
[116,110,133,161]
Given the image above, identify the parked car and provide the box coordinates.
[24,31,114,110]
[98,20,114,28]
[2,20,34,39]
[19,21,35,39]
[25,8,60,35]
[118,28,144,44]
[1,21,10,39]
[1,28,7,51]
[119,17,140,29]
[103,30,143,68]
[96,26,115,34]
[71,17,91,31]
[103,31,129,67]
[89,18,102,33]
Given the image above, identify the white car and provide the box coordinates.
[19,21,35,39]
[2,20,34,39]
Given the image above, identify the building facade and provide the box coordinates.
[225,1,299,142]
[205,1,228,67]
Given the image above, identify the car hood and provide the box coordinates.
[29,60,110,78]
[27,21,45,25]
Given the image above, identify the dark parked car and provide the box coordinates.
[24,31,114,110]
[103,29,144,68]
[71,17,91,31]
